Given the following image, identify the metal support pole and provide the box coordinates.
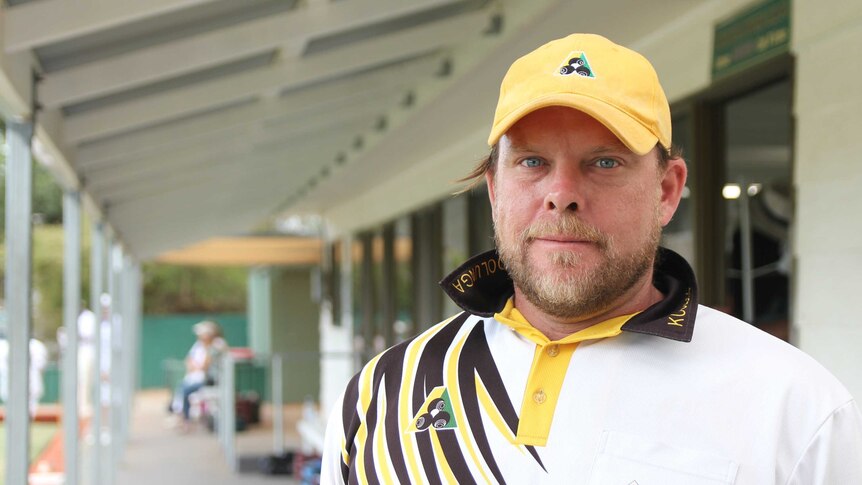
[131,262,142,420]
[90,221,104,485]
[119,256,134,459]
[220,352,237,472]
[4,118,34,485]
[63,190,82,485]
[117,259,142,464]
[107,242,121,485]
[739,180,755,323]
[272,354,284,454]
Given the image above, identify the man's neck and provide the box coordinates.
[513,272,664,341]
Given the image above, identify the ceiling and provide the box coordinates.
[0,0,712,260]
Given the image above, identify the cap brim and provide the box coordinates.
[488,93,660,155]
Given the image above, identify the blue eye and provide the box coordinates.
[595,158,619,169]
[521,157,543,168]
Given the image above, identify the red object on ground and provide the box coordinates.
[228,347,255,360]
[0,404,62,423]
[28,416,90,474]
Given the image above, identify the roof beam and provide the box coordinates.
[120,204,279,260]
[107,167,297,227]
[81,99,383,186]
[91,128,360,201]
[99,142,336,207]
[73,54,440,168]
[104,161,314,212]
[3,0,218,53]
[38,0,461,107]
[63,8,491,143]
[82,94,384,182]
[115,204,273,259]
[0,43,32,118]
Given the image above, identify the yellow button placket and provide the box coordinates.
[494,299,639,448]
[515,341,578,447]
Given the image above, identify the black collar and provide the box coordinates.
[438,247,698,342]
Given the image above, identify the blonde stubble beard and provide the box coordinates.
[493,204,662,321]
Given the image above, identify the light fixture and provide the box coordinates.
[722,183,741,200]
[747,183,762,196]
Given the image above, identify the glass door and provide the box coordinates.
[722,79,793,340]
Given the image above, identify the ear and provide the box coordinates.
[485,169,497,214]
[659,157,687,227]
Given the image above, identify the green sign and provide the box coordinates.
[713,0,791,79]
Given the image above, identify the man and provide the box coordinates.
[322,33,862,483]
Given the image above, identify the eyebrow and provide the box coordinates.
[590,142,630,154]
[507,142,631,155]
[506,143,543,153]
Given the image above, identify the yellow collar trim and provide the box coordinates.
[494,297,637,345]
[494,297,639,447]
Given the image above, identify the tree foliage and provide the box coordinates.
[142,264,247,315]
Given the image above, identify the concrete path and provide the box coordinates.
[115,390,302,485]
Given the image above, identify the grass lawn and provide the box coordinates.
[0,422,59,485]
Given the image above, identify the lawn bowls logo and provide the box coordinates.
[557,51,595,78]
[408,386,458,432]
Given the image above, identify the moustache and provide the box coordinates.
[520,216,609,249]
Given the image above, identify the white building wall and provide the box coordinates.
[319,236,356,420]
[792,0,862,400]
[632,0,756,102]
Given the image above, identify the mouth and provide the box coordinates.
[530,237,597,253]
[533,235,593,244]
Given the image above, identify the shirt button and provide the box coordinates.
[532,389,546,404]
[546,345,559,357]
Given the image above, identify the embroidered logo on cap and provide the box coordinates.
[557,51,595,78]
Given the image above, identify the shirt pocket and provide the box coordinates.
[587,430,739,485]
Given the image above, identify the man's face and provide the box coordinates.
[486,107,685,320]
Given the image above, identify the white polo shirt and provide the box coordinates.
[322,248,862,484]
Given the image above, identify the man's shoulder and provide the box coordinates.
[693,305,803,358]
[692,305,853,402]
[345,311,483,390]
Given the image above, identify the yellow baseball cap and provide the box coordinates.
[488,33,671,155]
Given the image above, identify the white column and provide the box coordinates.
[118,255,134,459]
[106,240,122,485]
[62,189,82,485]
[90,221,105,485]
[4,117,34,485]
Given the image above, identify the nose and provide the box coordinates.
[543,166,581,213]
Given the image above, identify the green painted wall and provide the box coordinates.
[248,268,272,356]
[11,313,256,404]
[34,365,60,403]
[139,313,248,389]
[246,267,320,402]
[271,267,320,402]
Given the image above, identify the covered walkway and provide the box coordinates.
[115,390,300,485]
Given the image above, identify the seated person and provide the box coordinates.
[173,320,227,429]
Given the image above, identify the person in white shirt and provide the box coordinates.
[0,336,49,418]
[173,320,226,429]
[77,305,97,417]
